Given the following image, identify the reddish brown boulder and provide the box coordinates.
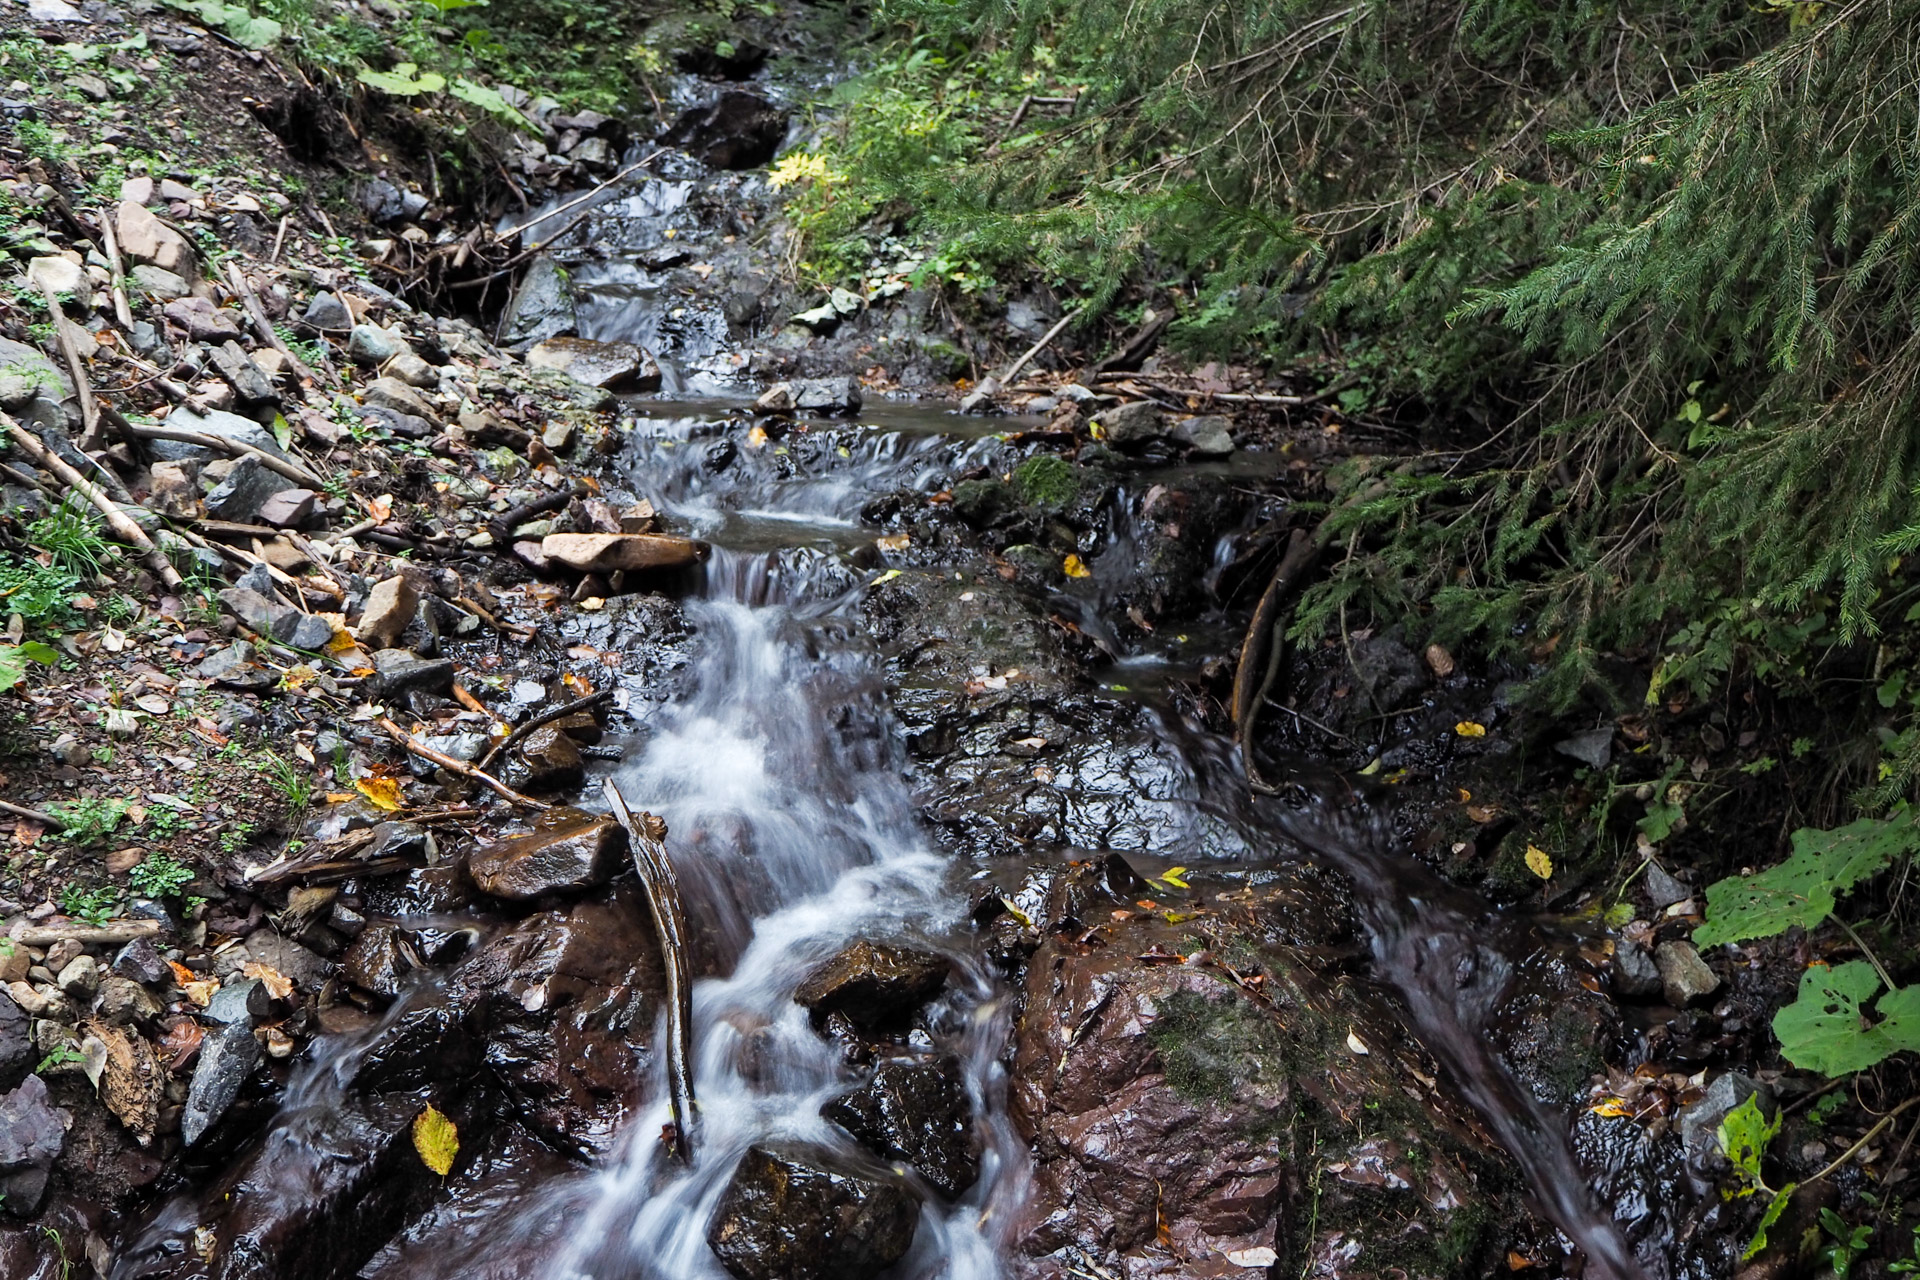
[467,807,628,901]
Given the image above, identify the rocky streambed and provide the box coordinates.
[0,7,1777,1277]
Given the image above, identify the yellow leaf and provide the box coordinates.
[998,897,1034,927]
[1455,721,1487,738]
[412,1104,459,1176]
[745,425,769,448]
[1158,866,1190,889]
[1589,1097,1632,1118]
[242,962,294,1000]
[1063,554,1091,579]
[1524,844,1553,880]
[869,569,903,587]
[182,979,220,1008]
[325,628,359,655]
[356,777,404,812]
[876,533,911,552]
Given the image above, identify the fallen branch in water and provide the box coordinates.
[602,779,697,1162]
[380,717,550,810]
[1231,523,1323,794]
[477,689,612,772]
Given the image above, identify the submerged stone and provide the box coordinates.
[706,1143,919,1280]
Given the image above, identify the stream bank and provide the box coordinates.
[0,3,1851,1279]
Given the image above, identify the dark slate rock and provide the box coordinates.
[208,340,278,406]
[363,650,455,700]
[467,807,627,902]
[0,990,28,1092]
[659,91,787,170]
[0,1074,67,1214]
[706,1143,919,1280]
[794,941,948,1030]
[182,1017,261,1145]
[204,454,295,521]
[822,1057,980,1199]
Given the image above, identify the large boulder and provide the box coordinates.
[0,990,27,1092]
[467,807,628,901]
[525,337,661,391]
[793,940,948,1030]
[706,1143,919,1280]
[822,1056,979,1199]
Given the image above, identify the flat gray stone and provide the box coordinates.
[156,406,291,463]
[1656,940,1719,1006]
[204,455,295,522]
[181,1019,259,1145]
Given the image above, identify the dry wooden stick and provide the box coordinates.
[998,307,1080,386]
[477,689,612,771]
[96,211,135,330]
[225,261,328,389]
[35,278,103,451]
[125,424,324,489]
[0,798,64,829]
[602,779,697,1161]
[379,716,549,810]
[2,414,184,589]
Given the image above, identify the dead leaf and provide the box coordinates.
[182,979,219,1008]
[356,776,404,812]
[1454,720,1487,738]
[87,1020,162,1145]
[1346,1030,1370,1055]
[1062,553,1091,579]
[1524,844,1553,880]
[876,533,910,552]
[242,962,294,1000]
[134,694,171,715]
[1424,643,1455,678]
[413,1104,459,1176]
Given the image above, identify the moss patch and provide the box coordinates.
[1013,454,1079,511]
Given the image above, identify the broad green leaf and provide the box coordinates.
[449,78,528,129]
[222,8,281,48]
[1718,1094,1778,1194]
[358,63,446,96]
[1745,1183,1797,1259]
[1772,961,1920,1076]
[423,0,486,10]
[1694,813,1920,947]
[0,642,57,694]
[412,1104,459,1175]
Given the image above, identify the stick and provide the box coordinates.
[225,261,328,389]
[602,779,697,1161]
[454,593,534,640]
[1231,526,1321,793]
[477,690,612,771]
[96,210,135,330]
[2,415,184,589]
[10,921,163,946]
[125,424,324,489]
[0,799,64,829]
[487,482,586,547]
[998,308,1079,386]
[446,211,592,290]
[35,278,103,451]
[379,717,549,810]
[270,214,289,265]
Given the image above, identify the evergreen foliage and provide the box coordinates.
[808,0,1920,749]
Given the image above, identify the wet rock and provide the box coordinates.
[181,1017,261,1144]
[0,1075,67,1214]
[116,199,193,275]
[132,264,190,299]
[1612,937,1664,1001]
[1678,1072,1769,1183]
[706,1143,919,1280]
[791,376,863,415]
[0,990,27,1092]
[205,978,271,1024]
[754,383,794,414]
[660,91,788,170]
[1656,940,1719,1006]
[467,807,627,901]
[215,930,329,992]
[509,725,585,793]
[794,941,948,1030]
[498,254,576,350]
[540,532,706,574]
[1092,399,1165,448]
[822,1057,979,1199]
[204,455,295,522]
[357,575,420,650]
[525,336,660,390]
[1645,862,1690,909]
[363,650,455,701]
[1171,413,1233,456]
[341,924,412,999]
[1553,727,1614,769]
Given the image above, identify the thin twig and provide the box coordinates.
[125,424,324,489]
[602,779,697,1161]
[1808,1094,1920,1186]
[998,307,1080,385]
[0,799,64,829]
[476,690,612,771]
[379,717,549,810]
[226,261,328,389]
[35,278,102,450]
[96,209,135,330]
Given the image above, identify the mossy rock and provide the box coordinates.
[1012,454,1078,512]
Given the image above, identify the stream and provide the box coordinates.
[106,160,1674,1279]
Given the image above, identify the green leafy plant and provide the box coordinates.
[34,1045,83,1074]
[57,882,120,926]
[1819,1209,1872,1277]
[1718,1095,1797,1260]
[160,0,282,47]
[254,751,312,810]
[127,853,194,900]
[0,641,58,693]
[49,797,129,846]
[357,61,446,94]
